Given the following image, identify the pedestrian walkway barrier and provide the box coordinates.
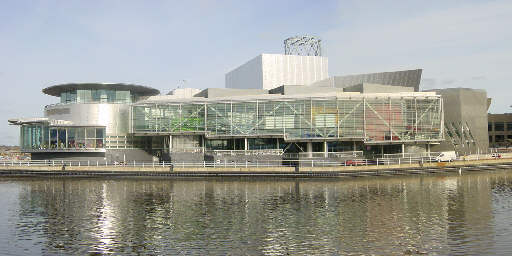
[0,153,509,168]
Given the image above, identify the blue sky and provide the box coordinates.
[1,0,511,145]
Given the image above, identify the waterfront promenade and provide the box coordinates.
[1,157,511,177]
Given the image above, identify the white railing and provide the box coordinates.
[0,153,508,169]
[21,148,106,153]
[205,149,284,156]
[283,151,364,159]
[171,147,204,153]
[381,152,443,159]
[489,148,512,153]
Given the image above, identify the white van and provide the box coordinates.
[435,151,457,162]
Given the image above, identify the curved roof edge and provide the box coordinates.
[8,118,49,125]
[42,83,160,97]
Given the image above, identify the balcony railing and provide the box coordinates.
[21,148,106,153]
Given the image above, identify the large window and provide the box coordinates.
[327,141,354,152]
[21,125,105,150]
[495,122,505,131]
[21,125,48,150]
[248,138,277,150]
[77,89,92,102]
[60,89,133,104]
[205,139,231,150]
[60,91,77,103]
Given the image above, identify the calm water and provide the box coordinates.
[1,171,512,255]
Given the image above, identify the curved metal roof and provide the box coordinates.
[42,83,160,97]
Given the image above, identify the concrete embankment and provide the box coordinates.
[0,158,511,178]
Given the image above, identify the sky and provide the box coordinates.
[1,0,511,145]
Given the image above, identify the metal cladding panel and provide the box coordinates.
[431,88,489,155]
[226,54,328,90]
[312,69,422,91]
[225,55,263,89]
[44,103,131,136]
[261,54,328,90]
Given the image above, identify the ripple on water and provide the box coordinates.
[0,173,511,255]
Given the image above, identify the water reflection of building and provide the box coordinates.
[446,174,494,254]
[13,174,500,255]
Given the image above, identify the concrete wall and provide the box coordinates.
[107,149,155,162]
[226,54,328,90]
[430,88,489,155]
[30,152,106,161]
[311,69,422,91]
[170,152,204,163]
[404,144,427,154]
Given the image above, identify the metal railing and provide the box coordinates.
[205,149,284,156]
[381,152,443,159]
[171,147,204,153]
[283,151,364,159]
[0,153,508,169]
[21,148,106,153]
[489,148,512,153]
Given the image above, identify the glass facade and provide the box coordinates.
[495,122,505,131]
[133,95,443,143]
[20,125,105,150]
[61,90,134,104]
[248,138,277,150]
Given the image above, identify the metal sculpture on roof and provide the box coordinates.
[284,36,322,56]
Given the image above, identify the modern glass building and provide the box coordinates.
[23,42,493,165]
[8,80,445,162]
[9,83,160,161]
[9,39,497,161]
